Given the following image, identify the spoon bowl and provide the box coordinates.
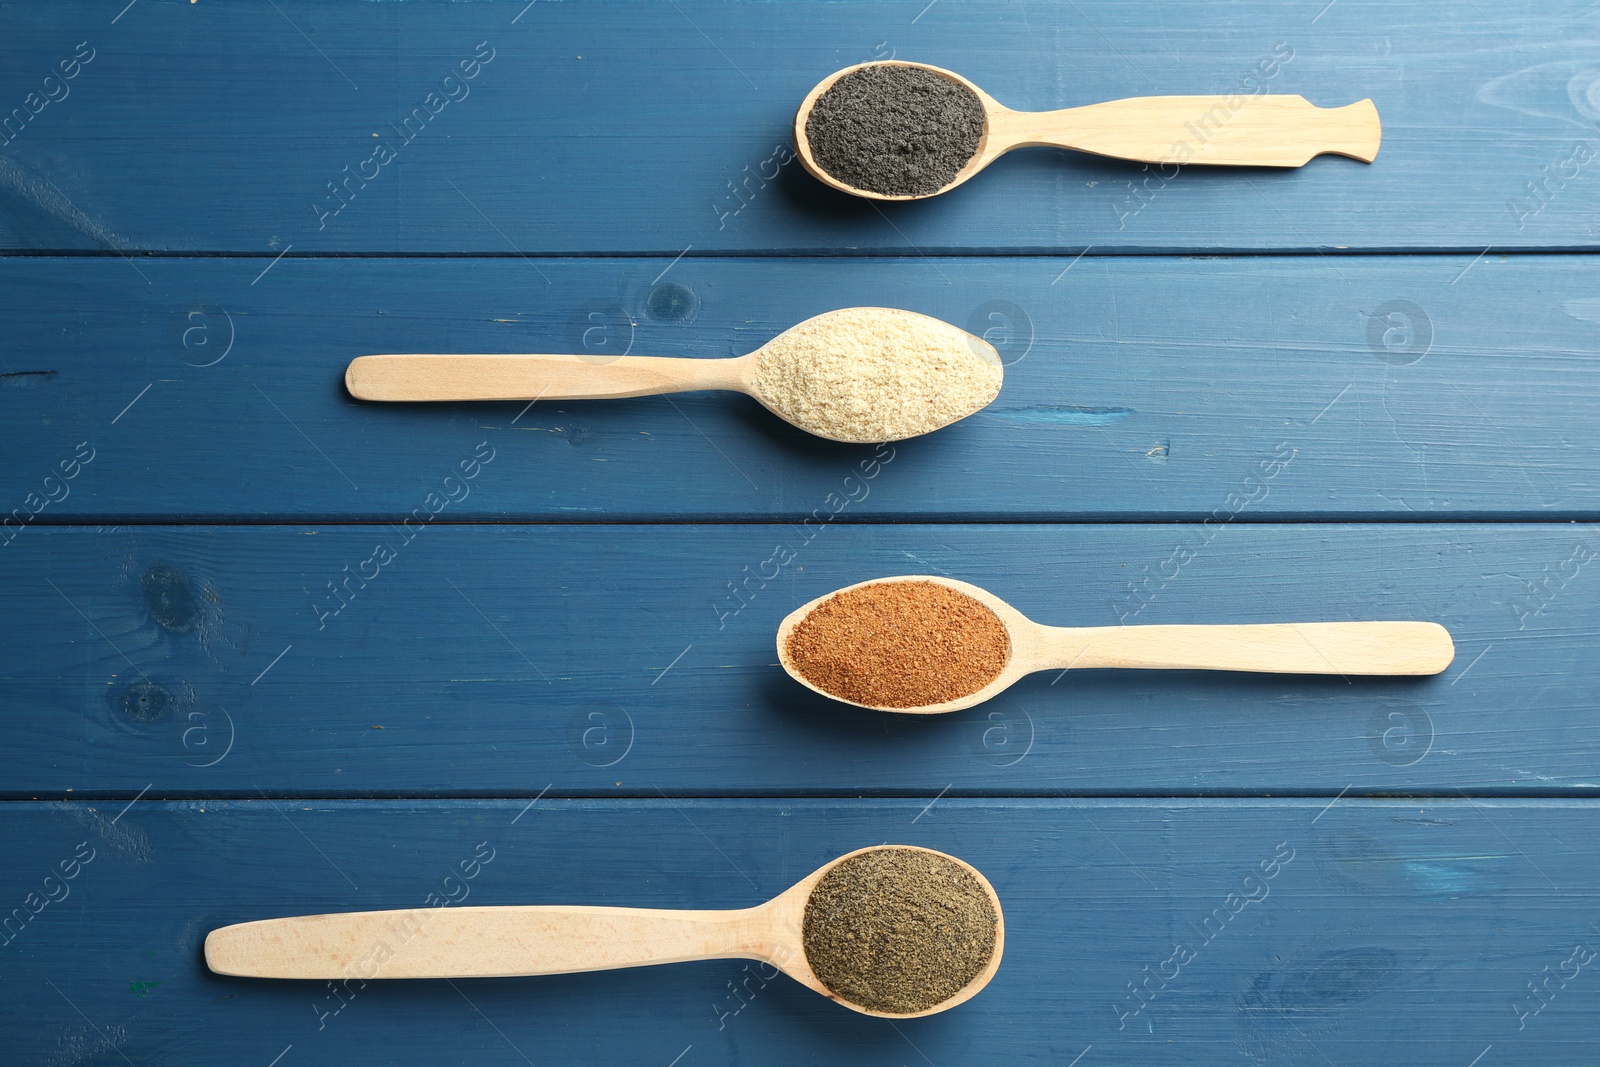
[345,307,1001,443]
[205,844,1003,1018]
[777,575,1456,714]
[795,60,1382,201]
[794,62,1005,201]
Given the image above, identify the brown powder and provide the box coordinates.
[803,847,998,1015]
[784,580,1010,708]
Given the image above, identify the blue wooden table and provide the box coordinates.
[3,2,1598,1063]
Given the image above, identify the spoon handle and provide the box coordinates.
[995,95,1380,167]
[206,904,769,979]
[1038,621,1453,676]
[345,354,748,402]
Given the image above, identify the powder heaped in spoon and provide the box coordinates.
[805,65,986,196]
[803,847,998,1015]
[784,580,1011,708]
[753,308,1001,443]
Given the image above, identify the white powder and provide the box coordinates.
[753,307,1003,442]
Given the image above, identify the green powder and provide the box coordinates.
[802,847,998,1015]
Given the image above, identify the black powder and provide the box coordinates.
[804,65,986,196]
[802,847,998,1015]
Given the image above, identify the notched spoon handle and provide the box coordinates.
[206,904,769,979]
[992,95,1381,167]
[346,353,748,402]
[1039,621,1453,676]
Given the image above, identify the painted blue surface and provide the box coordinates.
[3,523,1596,799]
[2,799,1597,1065]
[0,1,1597,254]
[2,2,1597,1065]
[2,255,1597,521]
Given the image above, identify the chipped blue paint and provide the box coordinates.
[0,2,1594,1064]
[990,404,1136,425]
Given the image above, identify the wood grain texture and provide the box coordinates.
[795,61,1382,201]
[344,352,755,402]
[3,255,1597,521]
[1,798,1596,1065]
[776,576,1455,716]
[343,305,1001,443]
[2,3,1596,1062]
[0,1,1596,253]
[203,843,1004,1018]
[3,523,1593,798]
[990,96,1383,167]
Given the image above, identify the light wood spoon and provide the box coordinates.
[777,576,1455,714]
[205,844,1004,1019]
[345,307,1002,444]
[795,60,1382,201]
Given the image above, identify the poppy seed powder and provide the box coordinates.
[805,65,986,196]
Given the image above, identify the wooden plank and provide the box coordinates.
[1,797,1595,1065]
[5,523,1595,798]
[0,1,1596,253]
[4,254,1596,521]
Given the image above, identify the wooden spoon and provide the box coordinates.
[205,844,1004,1019]
[777,576,1455,714]
[345,307,1002,444]
[795,60,1382,201]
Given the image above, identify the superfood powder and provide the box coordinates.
[753,308,1002,443]
[804,64,986,196]
[803,847,998,1015]
[784,580,1010,708]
